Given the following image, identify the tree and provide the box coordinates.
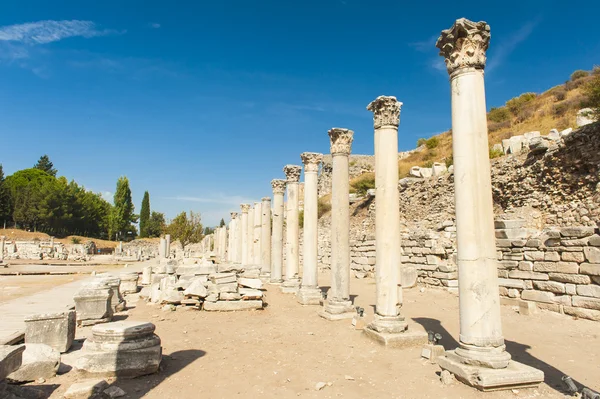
[219,218,225,227]
[203,226,214,236]
[139,191,150,238]
[0,165,11,227]
[166,210,203,250]
[109,176,137,240]
[583,73,600,120]
[4,168,55,231]
[34,155,57,177]
[145,211,166,238]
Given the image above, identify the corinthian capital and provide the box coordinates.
[367,96,402,129]
[283,165,302,183]
[230,212,238,219]
[328,128,354,156]
[436,18,490,76]
[300,152,323,173]
[271,179,286,195]
[240,204,251,213]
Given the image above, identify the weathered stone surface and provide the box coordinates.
[183,279,208,298]
[159,289,184,304]
[239,288,263,299]
[400,266,418,288]
[64,379,110,399]
[24,310,75,353]
[521,290,555,303]
[528,137,549,154]
[498,278,525,289]
[560,226,595,238]
[572,296,600,310]
[544,252,560,262]
[238,278,263,290]
[563,306,600,321]
[7,344,60,382]
[533,262,578,274]
[580,263,600,276]
[561,252,585,262]
[576,285,600,298]
[583,247,600,263]
[0,345,25,381]
[495,229,528,239]
[524,251,544,261]
[532,281,566,294]
[588,235,600,247]
[494,220,526,230]
[119,272,139,294]
[219,292,242,301]
[508,270,548,280]
[548,273,591,284]
[210,273,236,284]
[74,286,113,326]
[203,300,263,311]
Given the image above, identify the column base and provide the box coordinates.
[363,314,428,348]
[259,270,271,283]
[455,343,512,369]
[437,350,544,391]
[296,286,323,305]
[268,278,283,285]
[318,299,355,320]
[280,279,300,294]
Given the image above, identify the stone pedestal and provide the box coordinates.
[74,284,113,327]
[297,152,323,306]
[95,275,125,312]
[240,204,250,265]
[260,197,271,278]
[270,180,286,284]
[0,345,25,381]
[281,165,302,293]
[76,321,162,378]
[119,272,139,294]
[434,18,543,390]
[24,310,76,353]
[320,129,355,319]
[363,96,427,347]
[141,266,152,286]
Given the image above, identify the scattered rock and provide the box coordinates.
[315,382,327,391]
[64,379,110,399]
[440,370,454,385]
[7,344,60,383]
[104,386,126,398]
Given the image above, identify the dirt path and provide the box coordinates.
[31,271,600,399]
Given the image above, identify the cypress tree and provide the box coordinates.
[34,155,57,177]
[139,191,150,238]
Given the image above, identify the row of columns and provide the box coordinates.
[209,17,542,391]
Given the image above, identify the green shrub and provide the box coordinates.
[571,70,589,81]
[416,138,427,147]
[593,66,600,76]
[425,137,439,149]
[423,150,437,161]
[351,174,375,196]
[317,198,331,219]
[553,102,568,116]
[583,74,600,120]
[298,210,304,228]
[489,147,504,159]
[71,237,81,244]
[488,107,511,123]
[506,93,536,114]
[516,108,534,123]
[553,87,567,101]
[488,120,511,132]
[445,155,453,168]
[423,160,434,168]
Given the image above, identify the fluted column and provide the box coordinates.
[320,129,355,319]
[165,234,171,258]
[434,18,543,389]
[236,211,243,263]
[260,197,272,278]
[281,164,302,293]
[270,180,286,283]
[247,206,255,264]
[229,212,238,262]
[253,201,262,265]
[297,152,323,305]
[240,204,250,264]
[363,96,427,347]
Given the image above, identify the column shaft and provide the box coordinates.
[260,197,272,276]
[253,202,262,265]
[247,207,255,263]
[240,205,250,264]
[270,180,286,283]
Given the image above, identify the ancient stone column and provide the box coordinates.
[434,18,543,389]
[230,212,239,262]
[281,165,302,293]
[320,129,355,319]
[253,201,262,265]
[236,211,243,263]
[220,225,228,260]
[260,197,272,278]
[165,234,171,258]
[1,236,5,262]
[297,152,323,305]
[240,204,250,264]
[363,96,427,347]
[159,238,166,259]
[247,206,255,263]
[214,228,220,255]
[270,180,286,283]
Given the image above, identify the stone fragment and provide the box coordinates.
[0,345,25,381]
[104,386,126,398]
[203,300,263,311]
[576,285,600,298]
[209,273,237,284]
[239,288,263,299]
[400,266,417,288]
[518,301,538,316]
[183,279,208,298]
[584,247,600,263]
[576,108,596,127]
[160,289,184,304]
[563,306,600,321]
[548,273,591,284]
[64,379,110,399]
[521,290,555,304]
[571,296,600,310]
[532,281,566,294]
[432,162,447,176]
[119,272,139,294]
[440,370,455,385]
[528,137,549,154]
[561,226,595,238]
[219,292,242,301]
[76,321,162,378]
[495,229,528,240]
[24,310,75,353]
[498,278,525,289]
[533,262,578,274]
[238,278,263,290]
[7,344,60,383]
[580,263,600,276]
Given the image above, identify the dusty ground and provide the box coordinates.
[17,271,600,399]
[0,275,86,302]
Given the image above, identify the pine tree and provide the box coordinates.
[34,155,57,177]
[139,191,150,238]
[109,176,137,240]
[0,164,11,227]
[220,218,225,227]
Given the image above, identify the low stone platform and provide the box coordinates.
[363,328,428,348]
[203,300,263,311]
[0,345,25,380]
[437,350,544,391]
[24,310,75,353]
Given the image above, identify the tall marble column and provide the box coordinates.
[236,210,243,263]
[297,152,323,305]
[0,236,5,262]
[260,197,272,278]
[270,180,286,283]
[159,237,166,258]
[363,96,427,347]
[247,206,255,264]
[220,225,228,260]
[165,234,171,258]
[320,129,355,319]
[435,18,543,390]
[281,165,302,293]
[253,201,262,265]
[214,228,220,255]
[229,212,238,262]
[240,204,250,264]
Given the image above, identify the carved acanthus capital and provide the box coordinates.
[328,128,354,156]
[300,152,323,173]
[436,18,490,76]
[240,204,251,213]
[271,179,286,195]
[367,96,402,129]
[283,165,302,183]
[230,212,238,219]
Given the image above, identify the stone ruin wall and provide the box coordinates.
[1,240,96,261]
[311,122,600,321]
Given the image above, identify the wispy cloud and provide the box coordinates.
[487,17,541,72]
[409,34,438,53]
[166,194,257,206]
[0,20,120,45]
[150,23,161,29]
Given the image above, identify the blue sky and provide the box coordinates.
[1,0,599,227]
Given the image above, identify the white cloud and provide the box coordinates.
[0,20,120,45]
[100,191,113,202]
[409,34,438,53]
[487,18,540,72]
[167,194,257,206]
[150,23,161,29]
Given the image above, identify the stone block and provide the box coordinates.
[0,345,25,381]
[533,262,578,274]
[508,270,548,280]
[588,235,600,246]
[518,261,534,271]
[400,266,417,288]
[432,271,458,280]
[507,289,520,298]
[432,162,447,176]
[74,286,113,326]
[561,252,585,262]
[76,321,162,378]
[209,273,236,284]
[498,278,526,289]
[562,238,589,247]
[519,300,538,316]
[498,261,519,270]
[64,379,109,399]
[576,284,600,298]
[548,273,591,284]
[24,310,75,353]
[560,226,595,238]
[363,327,428,348]
[183,279,208,298]
[238,278,263,289]
[544,252,560,262]
[239,288,263,299]
[580,263,600,276]
[119,272,139,294]
[532,281,566,294]
[584,247,600,263]
[572,296,600,310]
[438,263,456,272]
[537,302,562,313]
[563,306,600,321]
[220,292,242,301]
[498,270,509,279]
[496,239,512,248]
[503,253,524,261]
[566,284,577,295]
[494,220,526,229]
[7,343,60,382]
[160,289,184,304]
[521,290,555,304]
[421,344,445,362]
[495,229,528,240]
[203,300,263,311]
